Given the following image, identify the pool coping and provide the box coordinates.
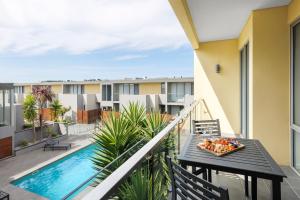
[10,140,93,182]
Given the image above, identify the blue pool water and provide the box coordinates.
[12,144,97,200]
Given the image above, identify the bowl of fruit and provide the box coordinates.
[197,137,245,156]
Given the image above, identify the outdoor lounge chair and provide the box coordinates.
[43,139,71,151]
[0,190,9,200]
[166,156,229,200]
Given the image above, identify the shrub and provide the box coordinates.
[19,140,28,147]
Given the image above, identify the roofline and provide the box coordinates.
[168,0,199,49]
[13,77,194,86]
[0,83,14,89]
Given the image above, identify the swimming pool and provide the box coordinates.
[12,144,96,200]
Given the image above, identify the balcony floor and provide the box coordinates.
[173,166,300,200]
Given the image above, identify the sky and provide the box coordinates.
[0,0,193,83]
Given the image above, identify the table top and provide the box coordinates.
[178,134,286,180]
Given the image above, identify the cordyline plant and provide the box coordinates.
[32,86,54,138]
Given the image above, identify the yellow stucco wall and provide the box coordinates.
[139,83,161,95]
[51,84,63,94]
[84,84,100,94]
[194,7,290,165]
[24,85,32,94]
[194,39,240,134]
[288,0,300,24]
[251,6,290,165]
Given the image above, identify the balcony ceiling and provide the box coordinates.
[187,0,291,42]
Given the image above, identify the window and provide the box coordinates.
[167,82,193,102]
[161,83,165,94]
[102,85,112,101]
[117,84,139,95]
[64,85,84,94]
[0,90,12,127]
[241,43,249,138]
[292,21,300,172]
[134,84,139,95]
[14,86,24,94]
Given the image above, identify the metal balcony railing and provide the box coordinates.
[80,100,200,200]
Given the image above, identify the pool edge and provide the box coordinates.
[10,140,93,183]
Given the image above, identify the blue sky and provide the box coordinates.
[0,0,193,83]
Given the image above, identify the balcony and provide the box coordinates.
[53,101,298,200]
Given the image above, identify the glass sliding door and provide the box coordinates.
[292,22,300,173]
[241,43,249,138]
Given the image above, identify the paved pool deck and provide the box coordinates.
[0,133,92,200]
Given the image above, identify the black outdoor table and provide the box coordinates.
[178,134,286,200]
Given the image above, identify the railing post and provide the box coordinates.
[150,151,154,200]
[177,123,181,154]
[189,111,192,134]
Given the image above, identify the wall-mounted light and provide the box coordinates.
[215,64,221,73]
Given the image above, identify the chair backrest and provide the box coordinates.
[46,138,58,145]
[192,119,221,136]
[166,156,229,200]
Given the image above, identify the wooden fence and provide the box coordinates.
[77,109,101,124]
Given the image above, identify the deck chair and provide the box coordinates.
[192,119,249,197]
[192,119,221,136]
[43,139,71,151]
[166,156,230,200]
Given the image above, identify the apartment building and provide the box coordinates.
[0,83,15,159]
[14,77,194,122]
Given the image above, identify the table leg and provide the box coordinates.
[272,180,281,200]
[207,169,212,182]
[202,168,207,180]
[251,176,257,200]
[245,175,249,197]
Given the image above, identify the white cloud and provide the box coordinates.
[115,54,147,61]
[0,0,188,55]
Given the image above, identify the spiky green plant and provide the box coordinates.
[92,103,176,199]
[119,168,150,200]
[92,112,140,181]
[49,99,62,121]
[122,102,147,130]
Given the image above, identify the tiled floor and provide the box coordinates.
[200,167,300,200]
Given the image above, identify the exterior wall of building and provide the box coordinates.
[51,84,63,94]
[288,0,300,24]
[24,85,31,94]
[58,94,83,121]
[84,84,100,94]
[194,39,240,134]
[193,6,290,165]
[250,6,290,165]
[119,94,148,112]
[0,86,15,159]
[139,83,161,95]
[83,94,99,111]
